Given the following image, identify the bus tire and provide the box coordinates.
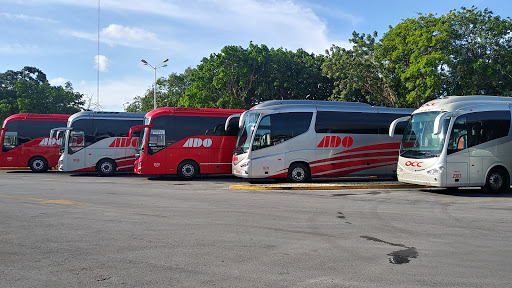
[482,168,510,194]
[29,156,48,172]
[178,160,199,179]
[97,159,117,176]
[287,162,311,183]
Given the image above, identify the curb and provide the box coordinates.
[229,183,424,190]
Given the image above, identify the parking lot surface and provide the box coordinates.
[1,170,512,287]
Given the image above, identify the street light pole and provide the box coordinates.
[141,58,169,110]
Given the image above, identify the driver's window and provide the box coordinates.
[3,131,18,152]
[252,116,271,151]
[69,131,85,154]
[148,129,166,155]
[448,116,467,154]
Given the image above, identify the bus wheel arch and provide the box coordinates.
[177,160,199,179]
[96,158,117,176]
[482,166,510,194]
[28,156,48,172]
[287,161,311,183]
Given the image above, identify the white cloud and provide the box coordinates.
[64,24,158,48]
[49,77,68,86]
[94,55,110,72]
[0,43,38,55]
[101,24,157,47]
[0,12,59,24]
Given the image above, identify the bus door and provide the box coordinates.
[145,128,168,174]
[445,116,469,186]
[250,114,286,178]
[1,131,19,167]
[66,130,88,171]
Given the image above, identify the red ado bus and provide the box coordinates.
[1,113,70,172]
[130,107,245,178]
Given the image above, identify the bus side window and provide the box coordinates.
[148,129,166,155]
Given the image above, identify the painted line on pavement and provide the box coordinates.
[0,194,90,205]
[230,183,424,190]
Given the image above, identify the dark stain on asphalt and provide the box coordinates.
[360,235,418,264]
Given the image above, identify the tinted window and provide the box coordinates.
[448,110,510,154]
[315,111,409,134]
[6,120,66,146]
[252,112,312,151]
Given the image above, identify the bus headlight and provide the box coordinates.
[427,165,444,175]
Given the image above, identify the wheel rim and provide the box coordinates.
[33,159,44,171]
[101,162,113,174]
[489,172,504,190]
[181,163,195,178]
[291,167,305,182]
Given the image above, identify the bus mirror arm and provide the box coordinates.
[128,124,153,139]
[433,112,453,135]
[389,116,410,137]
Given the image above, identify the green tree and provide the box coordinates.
[179,42,332,109]
[377,13,452,107]
[0,66,84,122]
[448,7,512,96]
[323,32,398,107]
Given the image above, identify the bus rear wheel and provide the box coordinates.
[97,159,117,176]
[482,168,510,194]
[29,156,48,172]
[287,162,311,183]
[178,160,199,179]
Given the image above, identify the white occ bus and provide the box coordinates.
[53,111,145,175]
[232,100,413,182]
[389,96,512,193]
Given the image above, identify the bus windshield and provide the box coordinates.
[400,111,450,159]
[137,118,150,157]
[235,112,260,155]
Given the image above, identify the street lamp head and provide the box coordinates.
[163,58,169,63]
[141,59,148,65]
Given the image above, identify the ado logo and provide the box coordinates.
[183,138,212,148]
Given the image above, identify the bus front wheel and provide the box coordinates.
[287,162,311,183]
[97,159,117,176]
[29,156,48,172]
[178,160,199,179]
[482,168,510,194]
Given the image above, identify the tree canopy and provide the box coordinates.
[0,66,84,122]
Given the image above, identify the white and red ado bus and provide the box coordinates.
[389,95,512,193]
[1,113,69,172]
[232,100,414,182]
[130,107,245,178]
[54,111,145,175]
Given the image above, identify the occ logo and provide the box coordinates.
[405,161,423,167]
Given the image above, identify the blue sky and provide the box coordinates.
[1,0,510,111]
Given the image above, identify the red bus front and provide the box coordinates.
[133,107,243,178]
[0,114,69,171]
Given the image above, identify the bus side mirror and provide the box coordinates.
[389,116,410,137]
[433,112,458,135]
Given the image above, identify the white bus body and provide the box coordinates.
[233,100,413,182]
[389,96,512,193]
[58,111,145,175]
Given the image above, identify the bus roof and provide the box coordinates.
[414,95,512,114]
[2,113,70,128]
[249,100,413,114]
[67,111,146,125]
[144,107,245,121]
